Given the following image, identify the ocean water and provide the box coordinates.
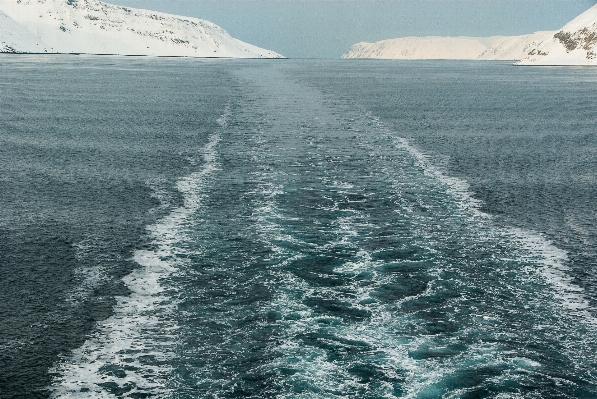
[0,56,596,399]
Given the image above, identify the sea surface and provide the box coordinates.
[1,56,596,399]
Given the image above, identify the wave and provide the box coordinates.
[49,109,227,398]
[387,121,596,325]
[247,104,597,396]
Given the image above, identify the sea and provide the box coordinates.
[0,56,596,399]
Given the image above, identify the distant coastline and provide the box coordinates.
[343,3,597,65]
[342,33,553,61]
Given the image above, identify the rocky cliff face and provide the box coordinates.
[0,0,282,58]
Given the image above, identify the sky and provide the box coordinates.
[110,0,597,58]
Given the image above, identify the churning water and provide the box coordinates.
[1,56,596,398]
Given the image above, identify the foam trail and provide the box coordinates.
[244,138,430,397]
[251,177,466,398]
[378,118,596,325]
[252,164,494,398]
[50,110,226,398]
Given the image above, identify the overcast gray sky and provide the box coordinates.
[110,0,596,58]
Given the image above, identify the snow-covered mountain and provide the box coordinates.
[344,4,597,65]
[342,32,555,61]
[519,4,597,65]
[343,36,498,60]
[0,0,282,58]
[1,10,49,52]
[478,32,554,60]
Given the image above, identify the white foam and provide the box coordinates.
[50,108,226,397]
[391,134,487,221]
[366,115,596,325]
[236,103,478,396]
[249,162,446,398]
[510,228,595,318]
[64,237,110,305]
[271,111,597,395]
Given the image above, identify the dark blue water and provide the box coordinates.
[1,56,596,398]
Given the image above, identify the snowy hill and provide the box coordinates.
[0,10,50,52]
[0,0,282,58]
[519,4,597,65]
[342,36,498,60]
[343,32,555,61]
[478,32,554,60]
[344,4,597,65]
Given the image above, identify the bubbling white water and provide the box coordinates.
[50,109,227,398]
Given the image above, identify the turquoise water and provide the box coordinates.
[0,57,596,398]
